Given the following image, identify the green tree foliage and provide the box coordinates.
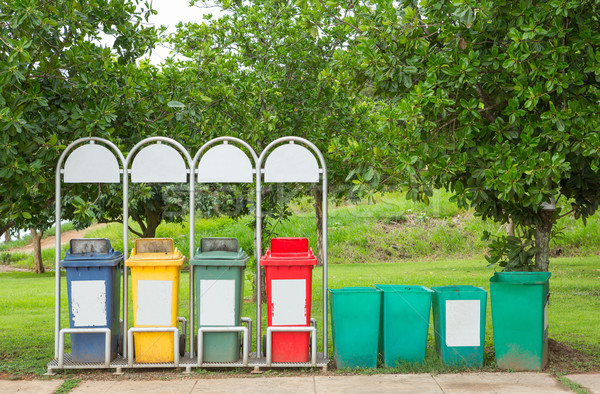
[0,0,157,269]
[168,0,371,240]
[312,0,600,271]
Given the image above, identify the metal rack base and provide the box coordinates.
[46,353,329,374]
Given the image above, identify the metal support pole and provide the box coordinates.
[255,171,262,357]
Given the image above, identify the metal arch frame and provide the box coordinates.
[54,137,126,358]
[189,137,259,357]
[123,136,193,358]
[255,136,328,359]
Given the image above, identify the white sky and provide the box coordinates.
[99,0,223,64]
[143,0,223,64]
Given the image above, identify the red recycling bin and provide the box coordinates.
[261,237,317,362]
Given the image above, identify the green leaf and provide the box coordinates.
[167,101,185,108]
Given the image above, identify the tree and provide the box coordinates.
[312,0,600,271]
[0,0,158,271]
[169,0,370,246]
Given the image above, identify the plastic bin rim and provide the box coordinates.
[126,247,184,261]
[490,271,551,284]
[60,254,123,267]
[260,258,317,266]
[192,248,248,260]
[374,284,433,293]
[125,253,185,267]
[189,257,249,267]
[329,287,383,293]
[431,285,486,293]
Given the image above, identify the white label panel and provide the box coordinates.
[271,279,306,326]
[136,280,172,326]
[71,280,107,327]
[445,300,481,347]
[199,280,235,326]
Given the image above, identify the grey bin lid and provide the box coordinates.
[190,237,248,267]
[60,238,123,268]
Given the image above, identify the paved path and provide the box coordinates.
[2,373,599,393]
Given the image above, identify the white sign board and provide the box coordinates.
[71,280,107,327]
[445,299,481,347]
[271,279,307,326]
[136,280,173,326]
[199,279,235,326]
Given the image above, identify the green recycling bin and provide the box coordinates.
[490,272,551,370]
[432,286,487,368]
[329,287,381,369]
[190,238,249,362]
[375,285,433,366]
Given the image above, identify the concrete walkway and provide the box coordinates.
[3,373,599,393]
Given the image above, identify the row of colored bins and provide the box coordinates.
[61,237,250,364]
[330,273,551,371]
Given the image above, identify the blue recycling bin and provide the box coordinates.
[61,239,122,362]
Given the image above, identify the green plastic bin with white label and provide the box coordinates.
[490,272,551,370]
[432,286,487,368]
[190,238,248,362]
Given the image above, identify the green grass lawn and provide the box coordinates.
[1,256,599,376]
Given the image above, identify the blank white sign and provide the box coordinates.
[136,280,172,326]
[199,280,235,326]
[71,280,107,327]
[271,279,306,326]
[445,300,481,347]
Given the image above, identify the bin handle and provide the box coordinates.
[177,317,187,339]
[241,317,252,353]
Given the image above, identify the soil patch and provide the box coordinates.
[547,338,600,372]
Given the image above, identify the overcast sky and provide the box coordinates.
[140,0,223,64]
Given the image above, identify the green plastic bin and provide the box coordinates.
[432,285,487,368]
[190,238,249,362]
[329,287,382,369]
[490,272,551,370]
[375,285,433,366]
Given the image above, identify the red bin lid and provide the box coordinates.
[260,237,317,266]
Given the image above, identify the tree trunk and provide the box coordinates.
[535,211,553,272]
[4,229,10,243]
[313,186,323,267]
[506,218,515,237]
[140,202,163,238]
[31,228,45,274]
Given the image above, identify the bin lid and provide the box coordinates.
[490,271,551,285]
[260,237,317,266]
[190,237,249,266]
[125,238,185,267]
[60,238,123,268]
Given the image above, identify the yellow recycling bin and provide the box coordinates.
[126,238,185,363]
